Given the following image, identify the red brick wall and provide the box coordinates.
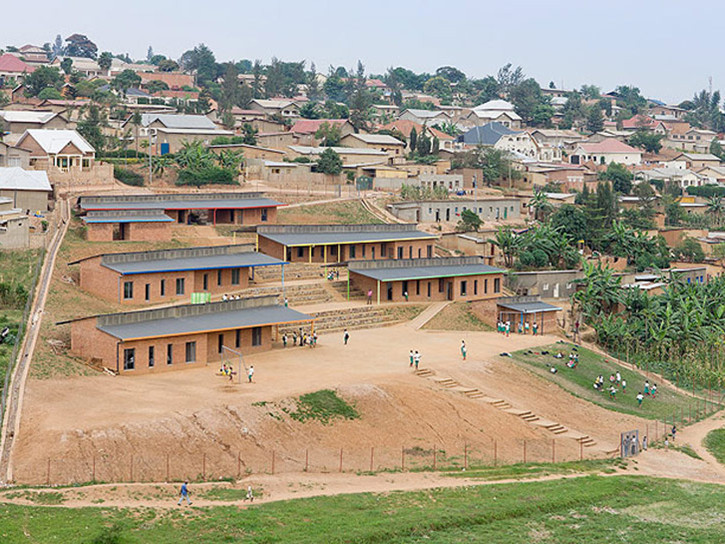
[257,236,286,260]
[128,222,172,241]
[350,272,503,303]
[70,319,119,369]
[118,333,208,375]
[205,326,271,362]
[86,223,113,242]
[264,237,436,263]
[79,257,122,303]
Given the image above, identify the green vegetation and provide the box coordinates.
[113,166,144,186]
[443,458,622,480]
[511,343,705,420]
[287,389,359,424]
[200,487,263,501]
[2,477,725,542]
[277,200,383,225]
[400,183,449,200]
[704,429,725,465]
[574,263,725,389]
[315,147,342,175]
[423,302,493,331]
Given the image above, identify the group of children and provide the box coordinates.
[218,363,255,383]
[497,320,539,336]
[636,380,658,407]
[409,350,422,370]
[282,328,318,348]
[592,371,627,399]
[221,294,242,301]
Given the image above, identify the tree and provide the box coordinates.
[348,60,372,132]
[550,204,588,243]
[580,84,601,99]
[529,189,553,221]
[60,57,73,75]
[220,112,236,130]
[145,80,169,94]
[219,63,239,112]
[97,51,113,73]
[416,131,432,156]
[323,73,346,102]
[457,209,482,232]
[509,78,552,126]
[158,59,178,72]
[409,127,417,153]
[299,102,321,119]
[629,130,663,154]
[37,87,63,100]
[586,105,604,133]
[64,34,97,58]
[496,63,524,96]
[600,162,633,194]
[23,66,63,97]
[614,85,647,116]
[488,226,519,268]
[423,76,452,101]
[179,44,218,86]
[316,148,342,175]
[131,110,142,156]
[306,62,322,101]
[146,46,154,62]
[686,89,725,132]
[673,237,705,263]
[241,123,258,145]
[706,195,725,227]
[77,104,107,152]
[112,69,142,94]
[435,66,466,83]
[51,34,64,59]
[315,122,342,146]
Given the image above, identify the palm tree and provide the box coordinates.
[529,190,553,221]
[488,226,519,268]
[706,195,725,227]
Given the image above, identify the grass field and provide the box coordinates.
[422,302,494,331]
[277,200,384,225]
[510,343,712,422]
[704,429,725,465]
[1,476,724,542]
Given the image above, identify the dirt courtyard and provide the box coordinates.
[12,325,648,484]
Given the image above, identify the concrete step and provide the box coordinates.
[521,414,540,422]
[415,368,434,377]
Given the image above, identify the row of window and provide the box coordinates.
[390,277,501,299]
[122,269,243,300]
[121,326,263,371]
[295,244,433,260]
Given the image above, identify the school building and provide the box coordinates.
[83,209,174,242]
[387,198,521,223]
[78,192,282,226]
[347,257,504,303]
[70,244,285,304]
[60,296,313,375]
[495,296,561,334]
[256,224,439,263]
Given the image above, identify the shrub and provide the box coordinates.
[113,166,144,186]
[176,167,238,187]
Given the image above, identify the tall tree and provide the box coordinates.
[219,63,239,112]
[306,62,321,101]
[179,44,218,86]
[586,104,604,133]
[64,34,98,58]
[59,57,73,75]
[51,34,64,59]
[496,63,524,96]
[348,60,372,132]
[112,69,142,95]
[146,46,154,62]
[97,52,113,74]
[23,66,63,97]
[77,104,107,152]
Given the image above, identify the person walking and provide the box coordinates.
[644,380,650,396]
[404,291,409,302]
[245,485,254,502]
[505,321,510,337]
[409,350,415,368]
[282,333,288,348]
[177,481,192,506]
[621,379,627,393]
[532,322,538,336]
[248,365,254,383]
[367,289,373,305]
[636,392,644,407]
[343,329,350,345]
[284,297,289,308]
[460,340,467,361]
[414,350,420,370]
[671,424,677,442]
[642,435,648,451]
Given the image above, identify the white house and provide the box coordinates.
[463,99,522,129]
[569,138,642,166]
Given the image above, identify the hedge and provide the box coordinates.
[176,167,238,187]
[113,166,144,187]
[687,184,725,198]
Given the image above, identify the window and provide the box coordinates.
[427,281,431,297]
[542,283,549,292]
[371,246,375,259]
[408,246,412,259]
[252,326,262,346]
[203,274,209,291]
[474,280,478,295]
[310,247,315,258]
[123,348,135,370]
[176,278,185,295]
[494,278,501,293]
[148,346,154,367]
[185,341,196,363]
[235,329,241,348]
[427,245,433,258]
[484,278,488,293]
[438,278,445,293]
[123,281,133,300]
[330,245,337,256]
[297,247,304,258]
[160,279,165,297]
[362,245,366,258]
[217,269,223,286]
[460,281,467,296]
[231,268,240,285]
[167,344,173,365]
[349,245,356,259]
[144,283,150,301]
[261,208,268,221]
[416,280,420,295]
[218,333,224,353]
[418,248,422,258]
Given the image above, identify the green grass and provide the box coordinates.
[1,476,725,542]
[422,302,494,331]
[511,343,713,421]
[442,458,623,480]
[287,389,359,424]
[200,487,264,501]
[3,491,65,505]
[277,200,384,225]
[704,429,725,465]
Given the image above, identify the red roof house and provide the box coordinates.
[0,54,35,77]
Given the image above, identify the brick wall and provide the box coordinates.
[70,318,119,369]
[265,237,436,264]
[86,223,113,242]
[128,222,172,241]
[79,257,121,303]
[350,272,503,303]
[256,236,286,260]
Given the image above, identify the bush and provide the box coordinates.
[687,184,725,198]
[101,150,149,159]
[113,166,144,187]
[176,167,238,187]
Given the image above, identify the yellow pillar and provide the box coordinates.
[309,245,313,263]
[338,243,341,262]
[255,233,258,251]
[323,245,327,264]
[377,280,381,305]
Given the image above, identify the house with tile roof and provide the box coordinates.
[0,54,35,82]
[570,138,642,166]
[464,99,522,129]
[339,133,406,156]
[15,129,96,171]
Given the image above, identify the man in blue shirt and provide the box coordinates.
[178,481,192,506]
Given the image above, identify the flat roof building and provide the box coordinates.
[82,209,174,242]
[70,244,285,304]
[348,256,504,304]
[79,192,283,226]
[257,224,439,263]
[387,198,521,223]
[61,296,313,375]
[496,296,561,335]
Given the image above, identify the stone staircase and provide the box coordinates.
[281,305,407,335]
[238,282,334,306]
[416,372,598,448]
[255,262,328,281]
[329,280,366,301]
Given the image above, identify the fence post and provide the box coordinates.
[494,439,498,466]
[370,447,374,472]
[552,439,556,464]
[401,447,405,471]
[305,449,309,472]
[339,448,343,473]
[433,445,437,470]
[523,440,527,464]
[464,443,468,470]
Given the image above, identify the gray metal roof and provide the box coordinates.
[350,258,502,282]
[497,300,562,314]
[258,226,437,247]
[460,122,518,146]
[98,304,312,341]
[104,251,284,275]
[81,194,282,211]
[84,210,174,223]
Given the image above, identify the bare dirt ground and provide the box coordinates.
[11,326,651,485]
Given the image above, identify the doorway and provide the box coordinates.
[446,282,453,301]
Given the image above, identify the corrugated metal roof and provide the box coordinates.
[21,129,95,154]
[98,305,312,340]
[259,229,437,247]
[497,301,562,313]
[83,210,174,223]
[350,262,503,282]
[81,196,282,211]
[0,167,52,192]
[105,251,284,275]
[142,113,217,130]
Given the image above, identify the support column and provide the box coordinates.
[347,272,350,301]
[281,264,286,300]
[338,243,341,262]
[309,245,312,264]
[377,280,381,305]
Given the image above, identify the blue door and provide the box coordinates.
[160,143,170,155]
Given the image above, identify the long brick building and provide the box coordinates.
[71,244,285,304]
[61,296,313,375]
[348,257,504,303]
[257,224,439,263]
[83,209,174,242]
[79,192,282,226]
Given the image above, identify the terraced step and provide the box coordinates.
[503,408,531,417]
[435,378,459,388]
[491,399,512,409]
[415,368,434,377]
[521,414,540,422]
[579,438,597,447]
